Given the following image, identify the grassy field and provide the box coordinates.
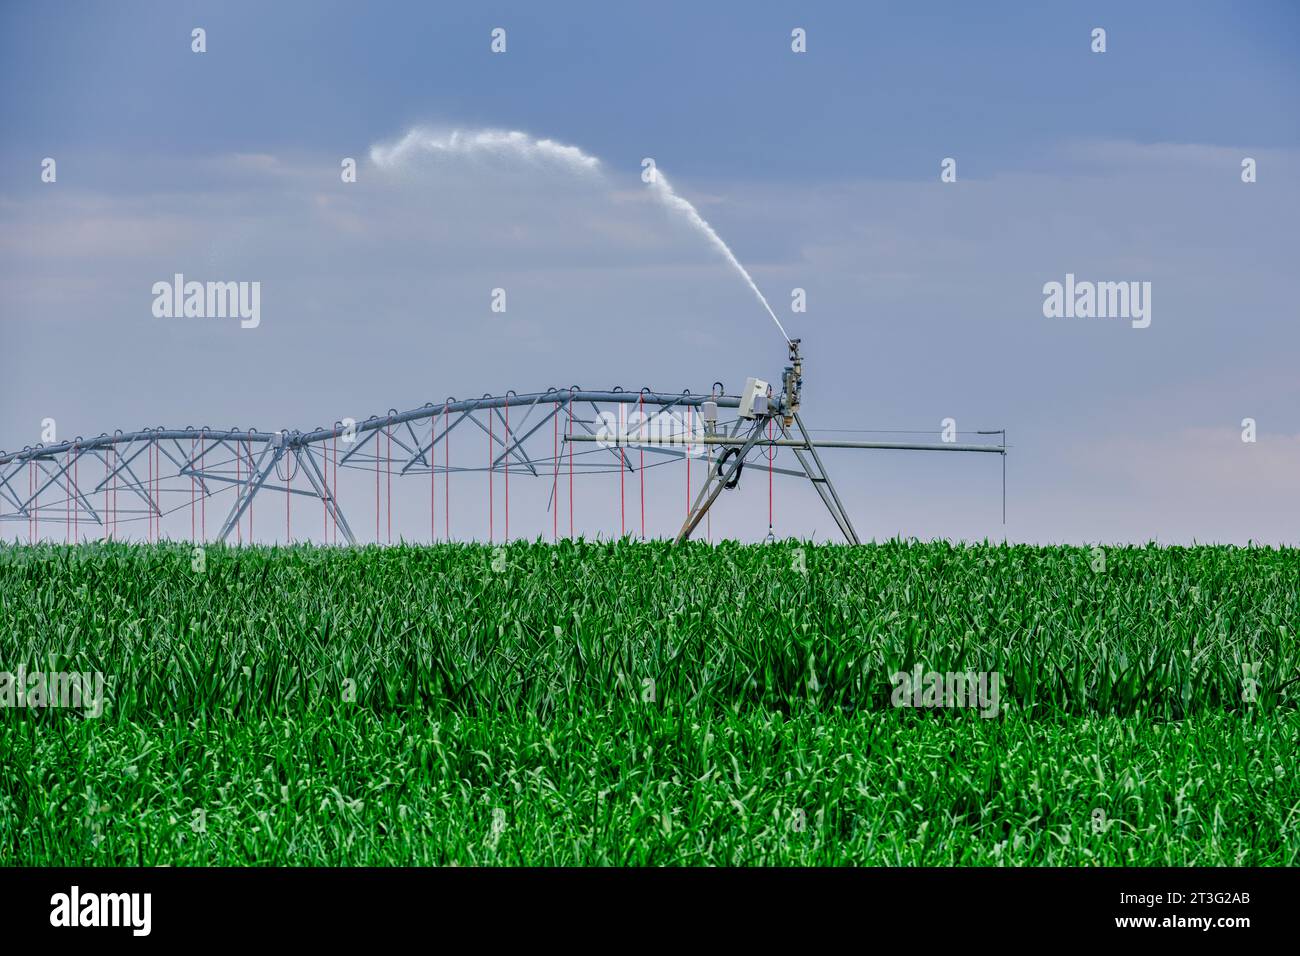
[1,539,1297,865]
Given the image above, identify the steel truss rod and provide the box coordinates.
[338,424,381,466]
[488,400,564,473]
[171,435,237,498]
[24,450,103,526]
[384,425,420,462]
[339,415,432,468]
[90,438,159,518]
[462,408,538,477]
[491,392,547,472]
[166,437,213,496]
[587,402,635,474]
[399,406,478,474]
[91,436,146,493]
[0,462,29,514]
[402,419,428,469]
[188,470,323,498]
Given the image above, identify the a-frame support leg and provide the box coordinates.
[217,443,281,542]
[673,419,766,544]
[780,413,860,545]
[297,445,357,545]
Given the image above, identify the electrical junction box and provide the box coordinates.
[738,377,769,419]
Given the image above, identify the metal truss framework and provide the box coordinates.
[1,373,1007,546]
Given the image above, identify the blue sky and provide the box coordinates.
[5,2,1297,176]
[2,1,1298,544]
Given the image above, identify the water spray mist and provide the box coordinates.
[647,169,791,344]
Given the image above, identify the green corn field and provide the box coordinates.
[1,539,1296,865]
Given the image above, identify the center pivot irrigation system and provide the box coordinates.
[0,339,1006,546]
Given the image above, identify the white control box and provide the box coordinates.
[738,377,769,419]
